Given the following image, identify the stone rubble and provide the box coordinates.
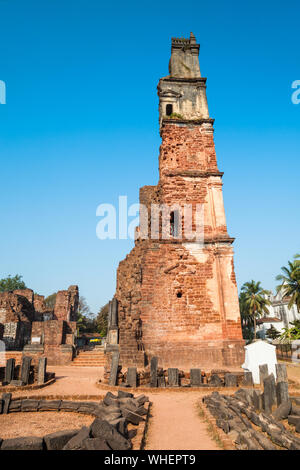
[203,366,300,450]
[0,391,149,450]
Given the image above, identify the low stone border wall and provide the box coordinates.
[203,390,300,450]
[0,377,56,393]
[197,399,235,450]
[131,401,151,450]
[96,381,257,394]
[105,361,246,389]
[0,391,150,450]
[8,394,106,401]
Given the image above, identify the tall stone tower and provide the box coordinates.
[106,33,244,371]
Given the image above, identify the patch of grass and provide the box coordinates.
[206,422,225,449]
[166,112,184,120]
[196,403,225,450]
[141,402,152,450]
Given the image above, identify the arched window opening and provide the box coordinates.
[166,104,173,116]
[170,210,180,238]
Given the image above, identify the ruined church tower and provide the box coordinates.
[106,33,244,371]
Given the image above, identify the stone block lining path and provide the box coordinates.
[10,366,219,450]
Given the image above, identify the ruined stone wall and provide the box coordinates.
[159,123,218,177]
[0,285,78,363]
[116,239,243,370]
[54,285,79,322]
[140,242,243,368]
[13,289,34,305]
[0,286,78,325]
[0,290,35,324]
[116,241,146,368]
[32,320,76,345]
[29,320,76,365]
[32,321,64,345]
[33,294,48,320]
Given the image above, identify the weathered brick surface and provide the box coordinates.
[33,294,48,320]
[0,290,35,324]
[54,286,79,322]
[114,123,244,371]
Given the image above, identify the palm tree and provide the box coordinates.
[241,281,271,341]
[77,311,88,334]
[276,254,300,313]
[239,291,254,341]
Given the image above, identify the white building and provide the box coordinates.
[257,290,300,339]
[242,340,277,384]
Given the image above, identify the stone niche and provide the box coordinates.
[0,285,78,365]
[2,322,31,351]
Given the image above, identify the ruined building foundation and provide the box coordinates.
[106,33,244,371]
[0,285,78,365]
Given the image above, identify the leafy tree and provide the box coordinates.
[279,320,300,343]
[0,274,27,292]
[239,291,254,341]
[96,303,109,337]
[78,296,90,315]
[44,293,57,310]
[242,324,255,343]
[276,254,300,313]
[240,280,271,342]
[77,312,88,333]
[77,297,97,334]
[291,319,300,330]
[266,324,281,340]
[77,313,97,334]
[280,325,300,342]
[239,291,254,326]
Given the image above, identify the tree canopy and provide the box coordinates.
[75,296,96,334]
[0,274,27,292]
[44,293,57,310]
[96,302,109,337]
[276,253,300,313]
[279,320,300,342]
[240,280,271,342]
[266,324,281,340]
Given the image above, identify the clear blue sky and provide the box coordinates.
[0,0,299,313]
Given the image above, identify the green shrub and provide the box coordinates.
[166,112,184,120]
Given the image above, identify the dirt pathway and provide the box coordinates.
[145,392,220,450]
[12,366,103,397]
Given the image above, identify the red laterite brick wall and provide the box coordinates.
[114,122,244,371]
